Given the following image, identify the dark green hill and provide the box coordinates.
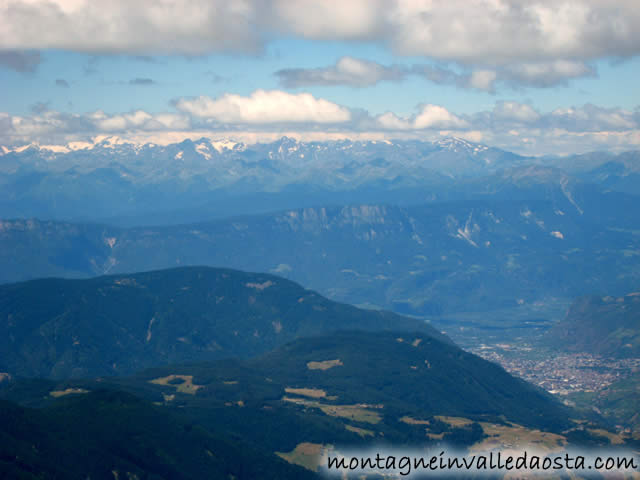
[543,293,640,358]
[2,331,618,477]
[0,390,318,480]
[247,330,571,430]
[0,266,446,379]
[5,331,574,436]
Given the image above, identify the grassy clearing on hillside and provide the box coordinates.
[283,396,382,424]
[472,422,566,452]
[284,387,327,399]
[345,425,375,437]
[149,375,202,395]
[49,388,89,398]
[435,416,473,427]
[306,359,343,370]
[400,416,430,425]
[276,442,326,472]
[588,428,625,445]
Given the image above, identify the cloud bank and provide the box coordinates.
[276,57,598,92]
[1,0,638,87]
[1,90,639,155]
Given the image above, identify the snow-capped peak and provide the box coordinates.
[436,136,489,155]
[210,139,239,153]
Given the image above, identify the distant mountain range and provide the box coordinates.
[544,292,640,358]
[0,266,445,378]
[1,135,638,224]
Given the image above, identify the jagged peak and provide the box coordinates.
[435,136,490,155]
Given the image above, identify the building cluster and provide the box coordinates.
[471,344,640,396]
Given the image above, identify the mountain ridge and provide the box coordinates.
[2,192,639,318]
[0,266,447,379]
[4,135,637,224]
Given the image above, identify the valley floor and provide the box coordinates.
[466,341,640,435]
[470,343,639,397]
[430,309,639,435]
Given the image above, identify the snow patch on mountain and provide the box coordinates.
[195,143,212,160]
[210,139,239,153]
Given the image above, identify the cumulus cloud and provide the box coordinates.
[276,57,406,88]
[269,0,388,40]
[375,111,412,130]
[268,0,636,70]
[414,104,468,129]
[174,90,351,124]
[0,49,41,72]
[384,0,640,64]
[374,104,468,130]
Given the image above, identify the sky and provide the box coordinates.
[0,0,639,155]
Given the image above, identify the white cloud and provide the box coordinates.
[374,104,468,130]
[375,112,412,130]
[0,0,262,54]
[270,0,388,40]
[0,109,191,144]
[384,0,640,64]
[503,60,596,87]
[276,57,405,88]
[468,70,497,91]
[414,104,468,129]
[174,90,351,124]
[93,110,153,131]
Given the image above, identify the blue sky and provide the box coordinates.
[1,1,639,155]
[4,43,639,117]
